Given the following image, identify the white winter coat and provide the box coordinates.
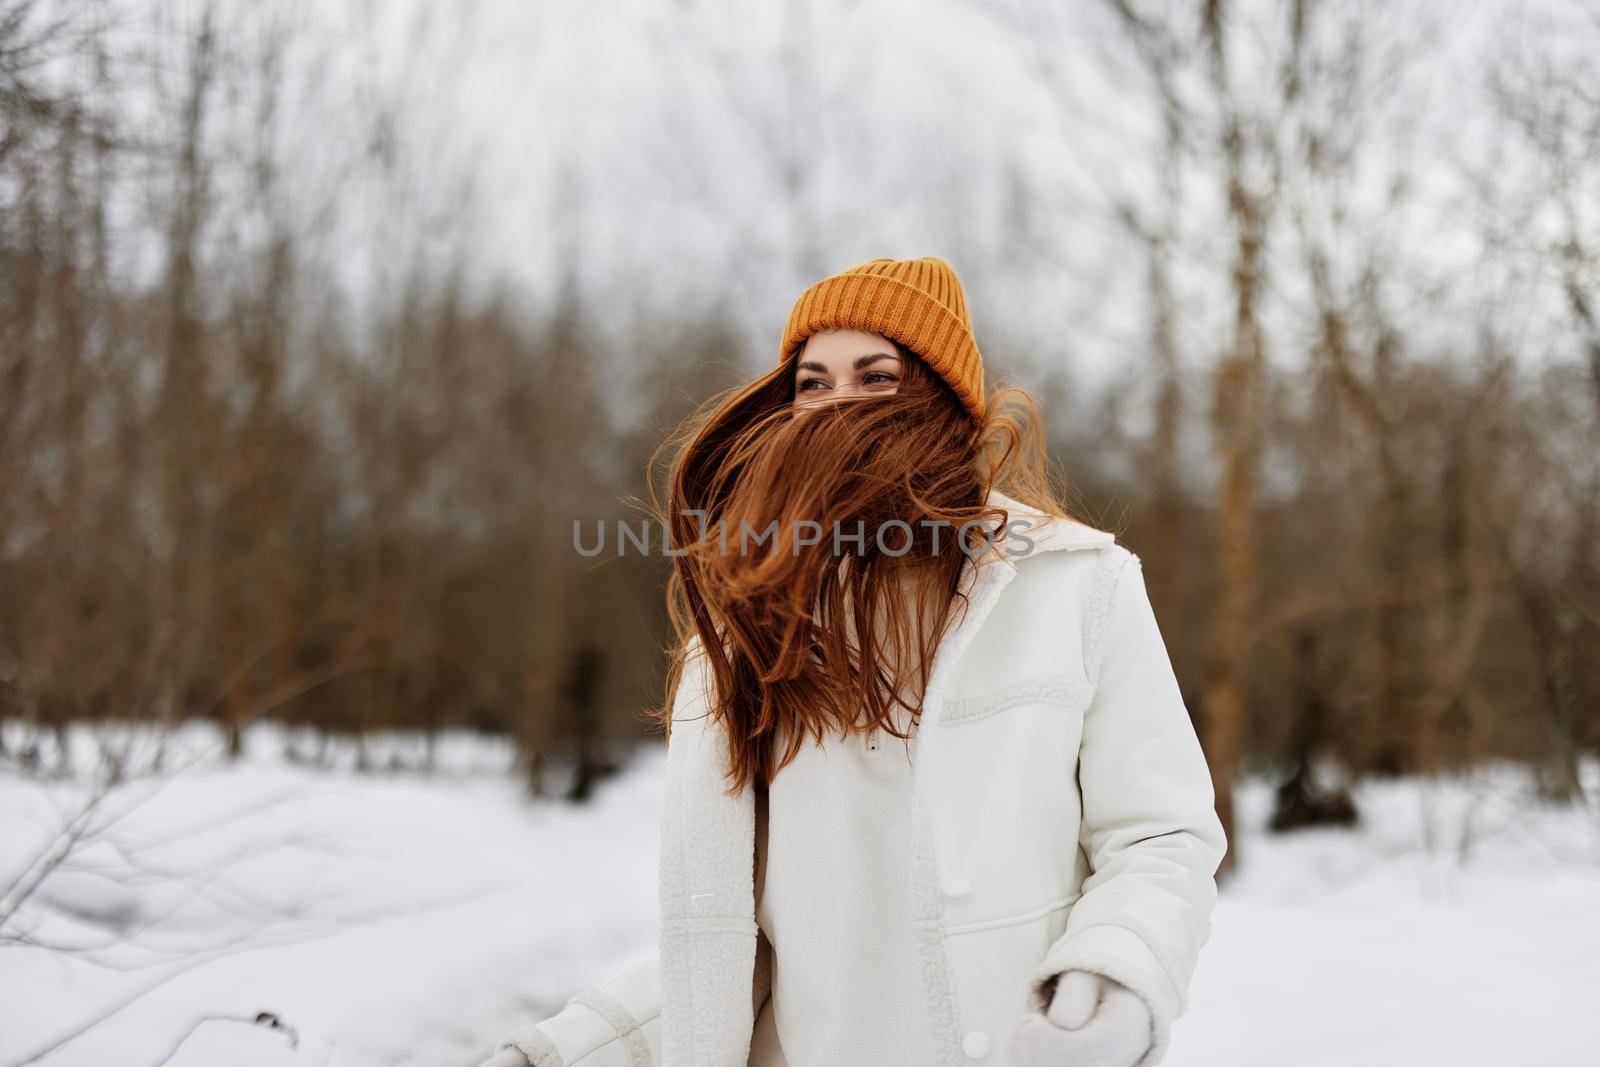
[497,488,1227,1067]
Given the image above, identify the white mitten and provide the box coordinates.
[1008,970,1153,1067]
[475,1050,530,1067]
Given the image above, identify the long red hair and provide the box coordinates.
[648,340,1083,794]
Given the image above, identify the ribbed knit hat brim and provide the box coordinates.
[779,256,985,421]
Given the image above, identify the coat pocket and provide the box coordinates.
[942,904,1082,1064]
[944,890,1083,936]
[938,675,1094,726]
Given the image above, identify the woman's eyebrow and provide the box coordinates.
[797,352,900,374]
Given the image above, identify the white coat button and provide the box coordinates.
[962,1029,991,1058]
[943,877,972,899]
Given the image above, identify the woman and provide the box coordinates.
[485,256,1226,1067]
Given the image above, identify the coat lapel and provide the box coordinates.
[658,643,760,1067]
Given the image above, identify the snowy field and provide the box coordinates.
[1,723,1597,1067]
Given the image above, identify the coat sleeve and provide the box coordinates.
[496,955,662,1067]
[1024,546,1228,1066]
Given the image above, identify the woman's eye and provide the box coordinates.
[863,371,898,385]
[798,377,828,391]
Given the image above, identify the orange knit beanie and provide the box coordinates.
[779,256,986,422]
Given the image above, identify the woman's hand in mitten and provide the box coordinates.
[476,1049,530,1067]
[1008,969,1152,1067]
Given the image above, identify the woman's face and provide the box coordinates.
[792,328,903,409]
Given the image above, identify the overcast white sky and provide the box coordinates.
[91,0,1597,423]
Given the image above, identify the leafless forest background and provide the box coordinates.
[2,0,1597,875]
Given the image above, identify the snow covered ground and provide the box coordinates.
[1182,764,1600,1066]
[1,723,1596,1067]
